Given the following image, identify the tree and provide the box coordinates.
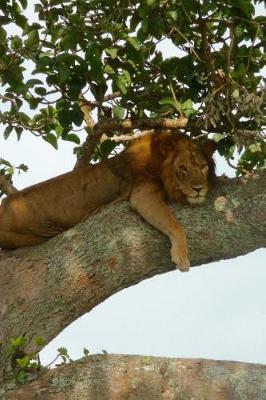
[0,0,265,398]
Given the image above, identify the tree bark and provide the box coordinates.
[2,354,266,400]
[0,172,265,392]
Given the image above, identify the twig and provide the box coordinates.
[169,83,183,118]
[79,96,96,130]
[198,17,217,80]
[172,27,202,62]
[44,353,61,369]
[246,24,260,74]
[227,23,235,75]
[102,129,155,142]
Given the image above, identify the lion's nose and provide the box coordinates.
[192,186,204,195]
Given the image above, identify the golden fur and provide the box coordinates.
[0,131,215,271]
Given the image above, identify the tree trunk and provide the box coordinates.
[2,355,266,400]
[0,172,265,393]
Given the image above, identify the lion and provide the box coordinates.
[0,131,216,271]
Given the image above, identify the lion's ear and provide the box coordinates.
[159,136,177,158]
[202,139,216,157]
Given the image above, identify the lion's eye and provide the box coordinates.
[180,165,188,173]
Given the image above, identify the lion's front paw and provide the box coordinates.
[171,244,190,272]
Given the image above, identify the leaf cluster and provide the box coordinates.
[0,0,265,172]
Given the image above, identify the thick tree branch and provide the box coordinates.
[0,172,265,381]
[2,355,266,399]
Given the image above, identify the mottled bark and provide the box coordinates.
[2,355,266,400]
[0,172,265,393]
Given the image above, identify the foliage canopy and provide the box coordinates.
[0,0,265,185]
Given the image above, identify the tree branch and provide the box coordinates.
[93,116,188,136]
[0,175,18,196]
[74,97,97,169]
[75,116,188,168]
[0,172,265,381]
[2,354,266,399]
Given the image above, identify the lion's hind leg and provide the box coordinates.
[0,230,44,249]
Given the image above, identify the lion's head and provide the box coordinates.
[153,132,216,205]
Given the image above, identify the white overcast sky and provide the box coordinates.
[0,2,265,366]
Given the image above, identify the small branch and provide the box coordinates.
[93,116,188,136]
[171,28,202,62]
[74,94,123,169]
[246,24,260,74]
[227,23,235,75]
[169,83,184,118]
[0,175,18,196]
[79,97,96,130]
[90,91,121,106]
[101,129,155,142]
[200,24,215,76]
[75,116,188,168]
[74,97,97,169]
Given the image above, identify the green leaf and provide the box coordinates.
[166,10,178,21]
[105,48,118,59]
[181,99,196,117]
[127,36,141,50]
[116,70,131,94]
[17,163,28,172]
[10,336,27,348]
[83,348,90,356]
[63,133,81,144]
[4,125,13,140]
[0,158,12,168]
[34,336,46,346]
[159,97,177,107]
[159,97,183,114]
[61,33,77,50]
[232,89,240,98]
[24,29,39,49]
[113,105,125,119]
[35,86,47,96]
[43,134,58,149]
[0,16,12,25]
[16,355,30,368]
[11,35,23,50]
[15,127,23,140]
[15,370,27,384]
[213,133,225,142]
[26,79,43,87]
[19,0,28,9]
[249,143,261,153]
[99,139,117,159]
[57,347,69,357]
[57,63,70,83]
[0,27,7,42]
[13,11,28,29]
[231,63,246,81]
[103,64,115,75]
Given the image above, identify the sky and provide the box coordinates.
[0,2,265,367]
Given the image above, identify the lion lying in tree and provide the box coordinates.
[0,131,216,271]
